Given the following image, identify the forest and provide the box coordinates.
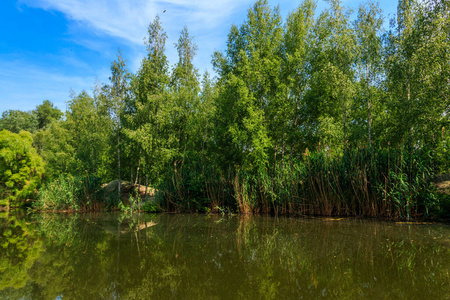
[0,0,449,219]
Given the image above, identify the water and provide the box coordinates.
[0,211,449,299]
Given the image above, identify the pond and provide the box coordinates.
[0,211,449,299]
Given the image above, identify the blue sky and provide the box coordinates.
[0,0,397,113]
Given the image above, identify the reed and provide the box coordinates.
[158,145,441,219]
[33,174,108,211]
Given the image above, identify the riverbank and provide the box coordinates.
[29,175,158,213]
[157,147,450,220]
[5,148,450,221]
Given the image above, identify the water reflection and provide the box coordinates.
[0,212,449,299]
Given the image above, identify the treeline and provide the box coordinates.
[1,0,449,218]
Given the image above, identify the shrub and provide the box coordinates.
[33,174,105,211]
[0,130,45,206]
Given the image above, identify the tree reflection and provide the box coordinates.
[0,212,42,292]
[0,213,448,299]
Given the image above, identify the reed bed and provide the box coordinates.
[33,174,108,211]
[159,145,441,219]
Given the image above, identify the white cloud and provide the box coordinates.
[19,0,259,76]
[20,0,253,45]
[2,0,398,112]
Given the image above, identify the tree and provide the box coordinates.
[353,1,384,144]
[170,26,201,166]
[213,0,283,172]
[126,15,171,185]
[303,0,356,149]
[281,0,316,162]
[384,0,450,148]
[64,91,112,178]
[193,71,216,161]
[0,110,37,133]
[33,119,75,177]
[107,51,130,195]
[0,130,45,205]
[35,100,63,130]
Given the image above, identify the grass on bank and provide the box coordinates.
[29,145,450,220]
[32,175,160,212]
[159,145,450,220]
[33,174,107,211]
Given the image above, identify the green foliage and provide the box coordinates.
[33,174,107,211]
[33,91,113,180]
[2,0,449,219]
[352,1,384,143]
[66,91,113,178]
[141,201,161,213]
[33,119,75,177]
[158,146,440,219]
[0,110,37,134]
[434,127,450,174]
[213,0,282,172]
[384,0,450,148]
[123,15,172,185]
[0,100,62,134]
[0,215,42,291]
[35,100,63,130]
[0,130,45,205]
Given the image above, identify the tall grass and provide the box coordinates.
[158,145,441,219]
[158,158,234,212]
[33,174,107,211]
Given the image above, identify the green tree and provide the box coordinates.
[385,0,450,148]
[33,119,75,177]
[193,71,216,161]
[0,110,37,134]
[353,1,384,144]
[106,51,130,195]
[304,0,356,149]
[213,0,283,172]
[0,130,45,205]
[281,0,316,162]
[65,91,112,178]
[126,15,171,185]
[35,100,63,130]
[170,26,201,166]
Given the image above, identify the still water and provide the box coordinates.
[0,211,449,299]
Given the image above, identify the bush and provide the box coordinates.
[0,130,45,206]
[33,174,105,211]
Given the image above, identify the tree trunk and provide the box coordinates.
[343,98,347,149]
[117,125,121,196]
[145,175,148,199]
[366,66,372,144]
[135,155,141,185]
[281,121,286,171]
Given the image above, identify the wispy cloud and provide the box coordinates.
[19,0,259,75]
[3,0,397,113]
[0,57,107,111]
[20,0,253,44]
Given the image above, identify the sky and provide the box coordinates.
[0,0,398,113]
